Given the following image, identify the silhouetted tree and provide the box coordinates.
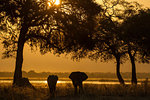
[116,1,142,85]
[121,9,150,84]
[71,0,126,85]
[0,0,100,86]
[71,0,145,85]
[88,0,128,85]
[92,1,147,85]
[90,14,126,85]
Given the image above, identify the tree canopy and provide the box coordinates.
[121,9,150,63]
[0,0,100,57]
[0,0,101,86]
[71,0,150,85]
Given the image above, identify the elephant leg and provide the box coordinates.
[50,87,53,93]
[74,85,78,95]
[79,82,83,94]
[49,86,55,97]
[72,81,78,95]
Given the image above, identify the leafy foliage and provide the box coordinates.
[121,9,150,63]
[0,0,101,58]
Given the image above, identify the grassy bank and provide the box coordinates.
[0,83,150,100]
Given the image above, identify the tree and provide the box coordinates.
[90,13,126,85]
[71,0,145,85]
[115,1,142,85]
[0,0,100,86]
[121,9,150,84]
[96,0,146,85]
[88,0,131,85]
[71,0,128,85]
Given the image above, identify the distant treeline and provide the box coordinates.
[0,71,149,79]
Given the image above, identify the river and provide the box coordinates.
[0,77,144,85]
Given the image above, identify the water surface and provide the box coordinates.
[0,77,144,85]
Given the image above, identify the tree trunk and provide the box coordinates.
[116,56,125,85]
[13,25,28,86]
[128,50,137,85]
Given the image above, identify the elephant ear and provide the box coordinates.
[69,72,75,80]
[81,72,88,81]
[54,75,58,81]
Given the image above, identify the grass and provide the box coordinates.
[0,83,150,100]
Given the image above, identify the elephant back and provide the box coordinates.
[69,72,88,81]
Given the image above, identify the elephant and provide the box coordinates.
[47,75,58,96]
[69,71,88,94]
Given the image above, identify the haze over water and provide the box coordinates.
[0,77,145,85]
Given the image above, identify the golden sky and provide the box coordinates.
[0,0,150,73]
[96,0,150,8]
[0,43,150,73]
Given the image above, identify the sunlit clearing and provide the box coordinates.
[57,81,61,83]
[44,81,47,83]
[43,81,61,84]
[48,0,60,6]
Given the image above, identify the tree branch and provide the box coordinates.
[25,34,64,51]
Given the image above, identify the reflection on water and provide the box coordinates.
[0,79,142,85]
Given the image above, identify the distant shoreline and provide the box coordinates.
[0,71,149,79]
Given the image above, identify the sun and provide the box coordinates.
[55,0,60,5]
[48,0,60,6]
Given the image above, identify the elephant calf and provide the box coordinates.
[47,75,58,96]
[69,71,88,94]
